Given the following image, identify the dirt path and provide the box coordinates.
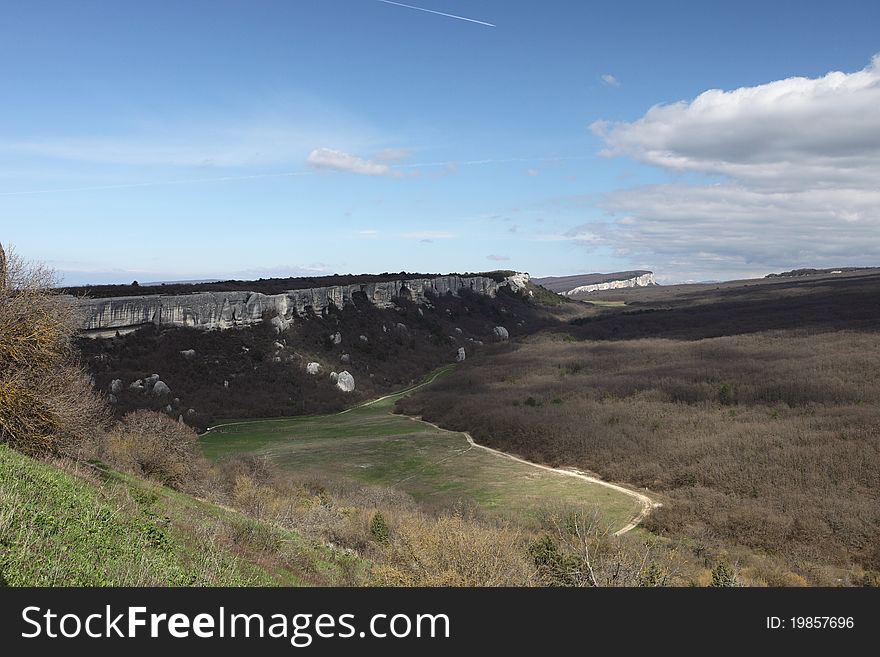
[410,417,659,536]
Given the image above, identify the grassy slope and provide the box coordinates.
[0,444,358,586]
[200,369,641,532]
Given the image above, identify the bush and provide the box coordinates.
[105,410,208,491]
[0,244,109,455]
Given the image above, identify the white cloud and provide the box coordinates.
[527,168,539,176]
[487,254,510,261]
[306,148,392,176]
[588,54,880,279]
[357,229,379,235]
[601,74,620,87]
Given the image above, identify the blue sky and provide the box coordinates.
[2,0,879,284]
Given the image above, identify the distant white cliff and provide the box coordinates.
[563,272,657,296]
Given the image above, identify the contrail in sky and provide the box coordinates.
[376,1,496,27]
[0,155,591,196]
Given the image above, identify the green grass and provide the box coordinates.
[580,299,627,307]
[201,368,641,532]
[0,444,358,586]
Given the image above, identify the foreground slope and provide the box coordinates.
[0,444,357,586]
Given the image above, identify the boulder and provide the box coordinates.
[359,335,368,343]
[340,353,351,364]
[330,332,342,345]
[108,394,118,405]
[454,327,463,335]
[164,404,172,413]
[330,371,339,384]
[395,323,407,334]
[179,349,196,359]
[109,379,123,394]
[336,370,355,392]
[456,347,466,362]
[129,379,145,391]
[493,326,509,341]
[152,380,171,396]
[306,362,322,375]
[269,316,289,334]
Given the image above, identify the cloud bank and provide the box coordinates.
[587,55,880,280]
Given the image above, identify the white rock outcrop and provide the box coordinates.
[336,370,355,392]
[564,272,657,296]
[74,273,528,333]
[456,347,466,362]
[306,362,322,375]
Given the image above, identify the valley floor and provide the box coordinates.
[200,368,645,533]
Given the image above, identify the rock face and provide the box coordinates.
[456,347,466,362]
[493,326,509,341]
[564,272,657,295]
[534,271,656,296]
[73,274,524,333]
[306,362,321,375]
[336,370,355,392]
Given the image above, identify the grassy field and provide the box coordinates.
[200,369,642,532]
[0,443,361,586]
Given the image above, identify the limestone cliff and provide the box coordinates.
[563,272,657,296]
[73,273,527,333]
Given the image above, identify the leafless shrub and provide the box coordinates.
[0,243,110,454]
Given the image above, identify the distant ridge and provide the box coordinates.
[534,271,656,296]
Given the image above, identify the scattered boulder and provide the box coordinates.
[456,347,466,362]
[306,362,322,375]
[108,394,118,405]
[340,353,351,364]
[359,335,368,343]
[129,379,145,391]
[223,380,229,389]
[454,327,463,336]
[395,323,408,334]
[179,349,196,359]
[164,404,172,413]
[274,341,285,350]
[330,371,339,384]
[109,379,123,394]
[269,316,290,334]
[330,332,342,345]
[152,380,171,396]
[417,308,424,317]
[493,326,509,341]
[336,370,355,392]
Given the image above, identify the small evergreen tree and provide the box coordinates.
[370,511,390,543]
[710,560,738,587]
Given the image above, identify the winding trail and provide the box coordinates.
[205,364,659,535]
[411,417,659,536]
